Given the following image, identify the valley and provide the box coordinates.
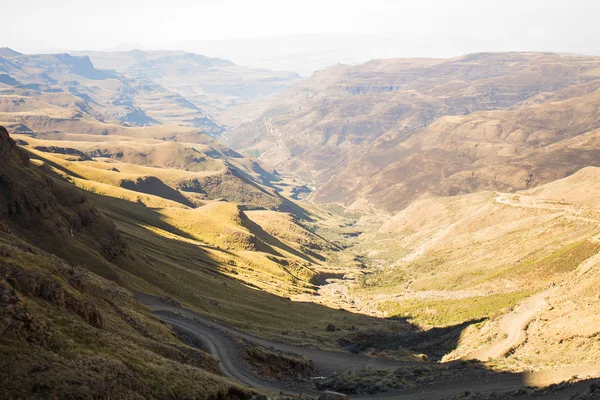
[1,47,599,400]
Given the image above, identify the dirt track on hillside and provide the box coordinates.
[466,291,550,361]
[136,293,600,399]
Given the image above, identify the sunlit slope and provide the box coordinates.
[15,132,299,212]
[353,168,600,328]
[8,127,404,352]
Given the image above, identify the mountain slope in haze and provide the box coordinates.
[225,52,600,212]
[75,49,302,125]
[0,48,225,135]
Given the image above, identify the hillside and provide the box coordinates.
[324,168,600,378]
[0,125,253,399]
[225,52,600,212]
[0,113,428,397]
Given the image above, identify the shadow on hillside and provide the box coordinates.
[241,215,316,262]
[26,149,87,179]
[74,187,488,362]
[29,150,197,209]
[315,361,600,399]
[339,318,487,362]
[48,193,592,398]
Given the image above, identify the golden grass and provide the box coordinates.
[379,290,534,327]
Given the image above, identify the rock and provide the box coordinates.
[319,391,348,400]
[1,264,103,328]
[252,395,269,400]
[325,324,336,332]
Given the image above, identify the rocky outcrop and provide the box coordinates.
[0,279,56,349]
[1,263,104,328]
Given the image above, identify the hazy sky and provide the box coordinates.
[3,0,600,74]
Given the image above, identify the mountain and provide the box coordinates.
[0,51,225,134]
[0,49,300,137]
[3,48,600,398]
[0,47,22,57]
[74,49,302,124]
[224,52,600,212]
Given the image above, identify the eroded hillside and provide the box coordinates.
[225,52,600,212]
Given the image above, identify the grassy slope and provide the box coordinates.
[0,239,250,400]
[0,127,252,399]
[350,170,600,330]
[13,130,408,352]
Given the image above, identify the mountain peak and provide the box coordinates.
[128,48,148,58]
[53,53,110,80]
[0,47,22,57]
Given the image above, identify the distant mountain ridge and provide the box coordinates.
[73,49,301,125]
[0,47,23,57]
[225,52,600,213]
[0,50,196,129]
[0,47,301,137]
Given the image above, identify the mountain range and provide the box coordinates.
[225,52,600,213]
[1,48,600,399]
[0,47,299,136]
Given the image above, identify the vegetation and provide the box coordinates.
[316,361,498,395]
[378,291,534,327]
[495,239,600,281]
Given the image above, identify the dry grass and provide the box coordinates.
[377,291,534,327]
[0,237,252,400]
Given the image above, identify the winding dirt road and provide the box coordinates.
[466,291,550,361]
[138,293,414,376]
[137,293,577,399]
[133,191,600,398]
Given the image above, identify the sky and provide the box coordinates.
[3,0,600,75]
